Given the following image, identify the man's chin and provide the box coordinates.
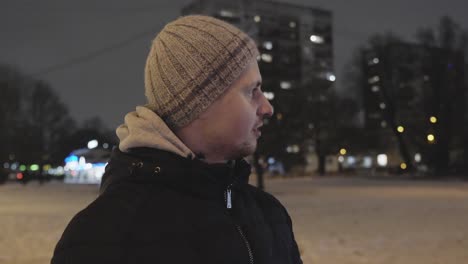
[229,142,257,160]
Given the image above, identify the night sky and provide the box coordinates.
[1,0,467,130]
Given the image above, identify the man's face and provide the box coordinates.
[193,60,274,161]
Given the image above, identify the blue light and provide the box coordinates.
[65,155,78,163]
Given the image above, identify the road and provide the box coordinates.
[1,176,467,264]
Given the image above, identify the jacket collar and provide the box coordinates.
[100,147,252,199]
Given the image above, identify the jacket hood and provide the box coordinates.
[116,106,194,158]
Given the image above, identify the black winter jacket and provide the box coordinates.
[52,148,302,264]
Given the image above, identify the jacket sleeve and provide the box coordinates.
[256,186,304,264]
[284,208,303,264]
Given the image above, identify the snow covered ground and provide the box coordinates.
[1,176,468,264]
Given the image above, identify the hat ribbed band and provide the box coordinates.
[144,15,259,129]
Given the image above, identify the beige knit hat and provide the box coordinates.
[144,15,259,129]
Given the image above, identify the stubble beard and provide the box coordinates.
[207,132,258,162]
[225,139,257,160]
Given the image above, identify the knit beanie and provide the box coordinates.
[144,15,259,129]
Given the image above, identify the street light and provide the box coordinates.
[339,148,347,155]
[427,134,436,143]
[87,139,98,149]
[400,163,407,170]
[429,116,437,124]
[397,126,405,133]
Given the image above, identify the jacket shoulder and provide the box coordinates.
[51,183,155,263]
[245,184,290,221]
[245,184,303,264]
[245,184,285,208]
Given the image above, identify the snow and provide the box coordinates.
[1,177,468,264]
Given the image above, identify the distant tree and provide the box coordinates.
[0,64,77,166]
[256,72,361,176]
[366,33,415,171]
[0,65,23,162]
[299,78,361,175]
[342,33,408,163]
[21,80,76,165]
[343,17,467,176]
[415,16,468,175]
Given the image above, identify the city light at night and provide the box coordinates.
[1,2,467,264]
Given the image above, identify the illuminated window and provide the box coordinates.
[263,41,273,50]
[371,86,380,92]
[261,53,272,63]
[219,10,235,18]
[363,157,373,168]
[377,154,388,167]
[368,76,380,84]
[326,73,336,82]
[414,153,422,163]
[347,156,356,165]
[286,145,300,153]
[263,91,275,100]
[368,57,379,65]
[310,35,324,44]
[280,81,291,89]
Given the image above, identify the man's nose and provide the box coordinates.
[258,93,274,118]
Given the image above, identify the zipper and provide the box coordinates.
[236,224,254,264]
[224,186,254,264]
[224,184,233,209]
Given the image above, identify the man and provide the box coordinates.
[52,15,302,264]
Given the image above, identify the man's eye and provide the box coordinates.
[247,86,261,97]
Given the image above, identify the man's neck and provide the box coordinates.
[194,152,229,164]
